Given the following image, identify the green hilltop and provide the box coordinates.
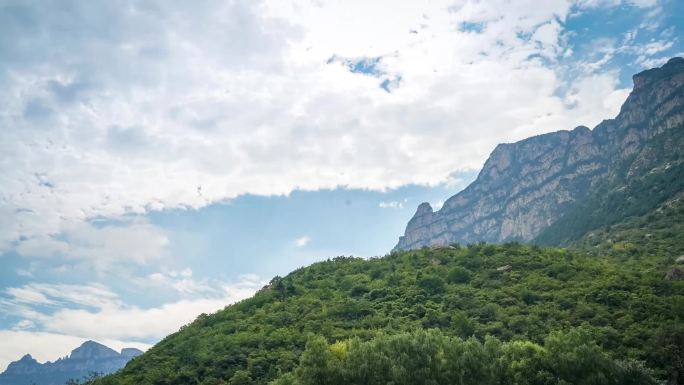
[94,239,683,384]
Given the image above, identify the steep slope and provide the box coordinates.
[0,341,142,385]
[96,244,682,385]
[572,191,684,257]
[394,57,684,251]
[536,121,684,246]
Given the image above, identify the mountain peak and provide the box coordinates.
[69,340,119,360]
[3,354,40,375]
[120,348,144,358]
[664,56,684,68]
[632,56,684,90]
[1,341,140,385]
[416,202,433,215]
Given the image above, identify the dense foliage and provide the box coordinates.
[96,243,683,385]
[273,329,655,385]
[574,192,684,257]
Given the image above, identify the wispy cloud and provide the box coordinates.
[145,269,221,295]
[13,218,169,272]
[12,320,35,331]
[294,236,311,247]
[0,276,264,346]
[379,200,405,209]
[431,200,445,211]
[2,283,121,310]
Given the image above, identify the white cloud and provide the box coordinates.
[379,201,404,209]
[45,297,230,341]
[12,319,35,331]
[0,331,151,372]
[15,269,34,278]
[0,0,640,263]
[576,0,658,8]
[13,219,169,270]
[431,200,445,211]
[0,276,264,354]
[639,40,674,56]
[145,269,219,295]
[294,236,311,247]
[2,283,122,310]
[43,279,262,341]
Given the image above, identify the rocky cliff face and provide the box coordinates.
[0,341,143,385]
[394,57,684,251]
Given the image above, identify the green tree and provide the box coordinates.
[229,370,254,385]
[447,267,471,284]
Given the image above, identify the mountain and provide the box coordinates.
[0,341,143,385]
[394,57,684,251]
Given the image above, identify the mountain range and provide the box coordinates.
[0,341,142,385]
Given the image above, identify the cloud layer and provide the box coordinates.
[1,0,663,263]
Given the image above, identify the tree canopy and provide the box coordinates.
[95,243,683,385]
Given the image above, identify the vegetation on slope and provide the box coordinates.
[536,124,684,246]
[273,329,655,385]
[574,192,684,258]
[97,243,683,385]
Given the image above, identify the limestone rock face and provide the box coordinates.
[0,341,143,385]
[394,57,684,251]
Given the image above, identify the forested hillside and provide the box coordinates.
[536,123,684,246]
[96,243,683,385]
[572,192,684,258]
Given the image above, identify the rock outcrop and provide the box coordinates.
[394,57,684,251]
[665,267,684,281]
[0,341,143,385]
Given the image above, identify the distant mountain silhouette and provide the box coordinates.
[0,341,142,385]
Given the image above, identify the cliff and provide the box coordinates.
[394,57,684,251]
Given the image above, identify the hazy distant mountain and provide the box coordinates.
[395,57,684,251]
[0,341,142,385]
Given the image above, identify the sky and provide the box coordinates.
[0,0,683,371]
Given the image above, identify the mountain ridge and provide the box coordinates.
[0,341,143,385]
[394,57,684,251]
